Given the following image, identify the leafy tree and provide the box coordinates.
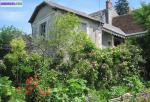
[132,3,150,80]
[133,3,150,31]
[48,13,80,50]
[48,13,90,57]
[3,38,30,84]
[0,26,23,59]
[115,0,129,15]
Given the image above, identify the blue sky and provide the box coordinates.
[0,0,150,34]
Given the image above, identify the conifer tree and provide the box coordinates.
[115,0,129,15]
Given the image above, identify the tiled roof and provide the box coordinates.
[89,9,106,17]
[112,15,146,34]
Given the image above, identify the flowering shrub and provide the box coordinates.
[0,14,147,101]
[14,76,51,101]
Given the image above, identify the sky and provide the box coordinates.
[0,0,150,34]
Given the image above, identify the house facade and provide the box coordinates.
[29,0,146,49]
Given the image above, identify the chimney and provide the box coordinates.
[106,0,113,24]
[106,0,112,9]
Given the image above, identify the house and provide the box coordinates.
[29,0,146,49]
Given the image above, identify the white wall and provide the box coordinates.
[102,31,113,48]
[31,5,103,48]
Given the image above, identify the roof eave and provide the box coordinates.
[102,28,126,38]
[29,1,102,24]
[126,31,147,37]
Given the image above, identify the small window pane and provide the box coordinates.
[40,22,46,36]
[81,22,87,32]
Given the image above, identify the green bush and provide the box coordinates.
[0,77,25,102]
[0,60,6,70]
[89,89,109,102]
[108,86,128,98]
[0,26,22,59]
[124,75,144,93]
[45,79,88,102]
[3,38,32,84]
[68,41,143,90]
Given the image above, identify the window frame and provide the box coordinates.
[80,22,87,33]
[39,22,47,37]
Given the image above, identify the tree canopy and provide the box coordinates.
[0,26,23,59]
[132,3,150,80]
[115,0,129,15]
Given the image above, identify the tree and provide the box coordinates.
[48,13,80,52]
[0,26,23,59]
[34,13,91,59]
[115,0,129,15]
[132,3,150,80]
[133,3,150,31]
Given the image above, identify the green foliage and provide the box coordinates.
[0,14,146,101]
[4,38,30,83]
[0,26,22,59]
[48,13,80,52]
[132,3,150,80]
[0,26,22,44]
[89,89,109,102]
[70,41,142,89]
[0,77,25,102]
[47,79,88,102]
[124,75,144,93]
[108,86,128,98]
[0,60,6,70]
[10,37,26,53]
[3,38,51,84]
[115,0,129,15]
[133,3,150,30]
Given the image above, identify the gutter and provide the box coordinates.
[126,31,148,37]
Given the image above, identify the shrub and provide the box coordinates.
[3,38,31,84]
[124,75,144,93]
[89,89,109,102]
[0,77,25,102]
[24,76,51,102]
[69,41,143,90]
[0,26,22,59]
[108,86,128,98]
[46,79,88,102]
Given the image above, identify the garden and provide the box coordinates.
[0,3,150,102]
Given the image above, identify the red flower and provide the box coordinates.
[29,76,33,80]
[26,91,31,95]
[32,83,38,87]
[26,85,33,91]
[26,77,33,84]
[16,86,21,90]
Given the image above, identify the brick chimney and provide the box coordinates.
[106,0,112,9]
[106,0,113,24]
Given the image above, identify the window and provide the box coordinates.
[81,22,87,32]
[40,22,46,37]
[114,36,124,46]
